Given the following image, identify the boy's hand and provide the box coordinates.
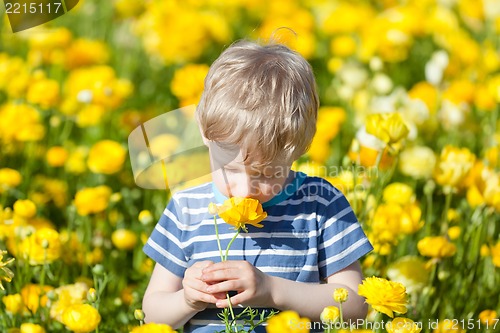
[183,260,226,311]
[201,260,272,308]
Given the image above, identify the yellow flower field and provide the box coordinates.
[0,0,499,332]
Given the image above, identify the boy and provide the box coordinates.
[142,40,373,332]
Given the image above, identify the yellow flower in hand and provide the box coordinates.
[358,276,408,318]
[216,197,267,231]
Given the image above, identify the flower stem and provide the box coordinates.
[213,216,224,262]
[224,230,240,261]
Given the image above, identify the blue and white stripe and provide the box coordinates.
[144,171,373,332]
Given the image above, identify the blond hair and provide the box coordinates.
[196,40,319,167]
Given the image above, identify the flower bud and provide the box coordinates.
[333,288,348,303]
[92,264,105,276]
[87,288,98,303]
[134,309,145,321]
[208,203,218,215]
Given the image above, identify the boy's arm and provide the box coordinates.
[202,260,367,322]
[143,261,221,329]
[269,260,368,321]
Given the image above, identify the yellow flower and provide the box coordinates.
[386,317,422,333]
[447,226,461,240]
[0,103,45,143]
[130,323,176,333]
[0,250,15,290]
[365,113,409,146]
[479,309,498,325]
[330,35,357,57]
[65,147,88,174]
[46,146,69,167]
[19,228,61,265]
[434,145,475,189]
[111,229,138,251]
[320,305,340,323]
[348,131,394,169]
[383,183,415,206]
[333,288,349,303]
[74,186,112,216]
[20,284,54,314]
[50,282,88,322]
[216,197,267,231]
[0,168,22,191]
[170,64,209,108]
[114,0,144,18]
[27,76,60,109]
[417,236,456,258]
[62,304,101,333]
[387,256,430,294]
[3,293,23,314]
[490,241,500,267]
[358,276,408,318]
[266,310,310,333]
[409,81,438,114]
[432,319,466,332]
[13,199,37,219]
[65,39,109,69]
[398,146,436,179]
[20,323,46,333]
[138,210,153,225]
[480,244,490,257]
[87,140,127,175]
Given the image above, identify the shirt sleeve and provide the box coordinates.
[317,186,373,280]
[143,197,188,278]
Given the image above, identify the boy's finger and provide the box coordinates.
[201,267,240,282]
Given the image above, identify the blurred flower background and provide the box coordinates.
[0,0,499,332]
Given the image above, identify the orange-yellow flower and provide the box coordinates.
[215,197,267,231]
[386,317,422,333]
[266,310,310,333]
[417,236,456,258]
[130,323,176,333]
[62,304,101,333]
[365,113,409,146]
[87,140,126,175]
[358,276,408,318]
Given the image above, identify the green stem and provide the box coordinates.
[213,216,224,262]
[339,302,344,327]
[441,190,453,235]
[224,230,240,261]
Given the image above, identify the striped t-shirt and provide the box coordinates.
[144,171,373,332]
